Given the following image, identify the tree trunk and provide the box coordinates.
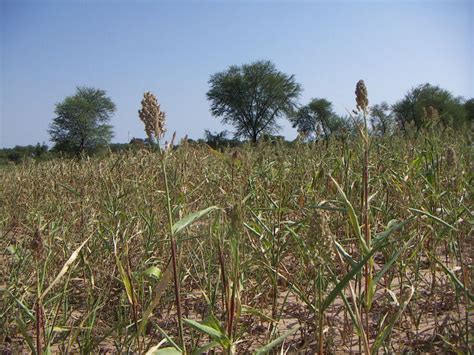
[252,131,258,143]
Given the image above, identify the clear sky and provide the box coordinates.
[1,0,473,148]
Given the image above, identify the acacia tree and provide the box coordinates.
[392,83,466,132]
[290,98,348,142]
[370,102,394,136]
[204,130,231,149]
[207,60,301,142]
[49,87,116,154]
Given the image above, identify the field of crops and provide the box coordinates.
[0,129,472,353]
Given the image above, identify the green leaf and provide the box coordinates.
[241,305,277,323]
[142,266,162,280]
[203,313,226,335]
[154,323,181,352]
[429,253,474,302]
[330,176,368,254]
[183,319,230,348]
[409,208,458,231]
[172,206,219,235]
[146,346,182,355]
[410,156,423,169]
[8,290,35,321]
[339,286,363,336]
[254,325,300,354]
[322,244,380,313]
[52,326,70,333]
[371,218,415,247]
[243,222,262,238]
[57,182,82,197]
[116,257,136,306]
[328,218,414,313]
[368,225,416,308]
[16,314,36,354]
[249,209,273,235]
[139,258,174,335]
[371,286,414,354]
[191,341,219,355]
[7,245,20,262]
[367,247,404,309]
[334,241,357,268]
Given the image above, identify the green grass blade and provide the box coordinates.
[116,257,135,306]
[371,217,415,247]
[172,206,219,235]
[409,208,458,231]
[183,319,230,348]
[191,341,219,355]
[371,286,414,354]
[334,240,357,268]
[254,325,300,354]
[241,305,278,323]
[141,266,162,280]
[16,314,36,354]
[322,244,381,313]
[330,175,368,254]
[429,253,474,301]
[146,346,182,355]
[139,258,174,334]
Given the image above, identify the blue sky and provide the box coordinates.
[1,0,473,148]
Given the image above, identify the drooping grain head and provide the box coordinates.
[138,91,166,142]
[355,80,369,114]
[31,228,44,261]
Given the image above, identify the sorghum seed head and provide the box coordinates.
[307,210,335,264]
[355,80,369,113]
[31,228,44,260]
[138,91,166,142]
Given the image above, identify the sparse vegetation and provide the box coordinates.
[1,79,472,353]
[3,0,472,349]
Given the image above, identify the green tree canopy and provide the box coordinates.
[207,60,301,142]
[392,83,466,131]
[49,87,116,154]
[464,98,474,124]
[290,98,348,141]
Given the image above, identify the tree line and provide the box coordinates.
[208,60,472,143]
[2,60,472,164]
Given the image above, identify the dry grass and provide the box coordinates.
[0,129,472,354]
